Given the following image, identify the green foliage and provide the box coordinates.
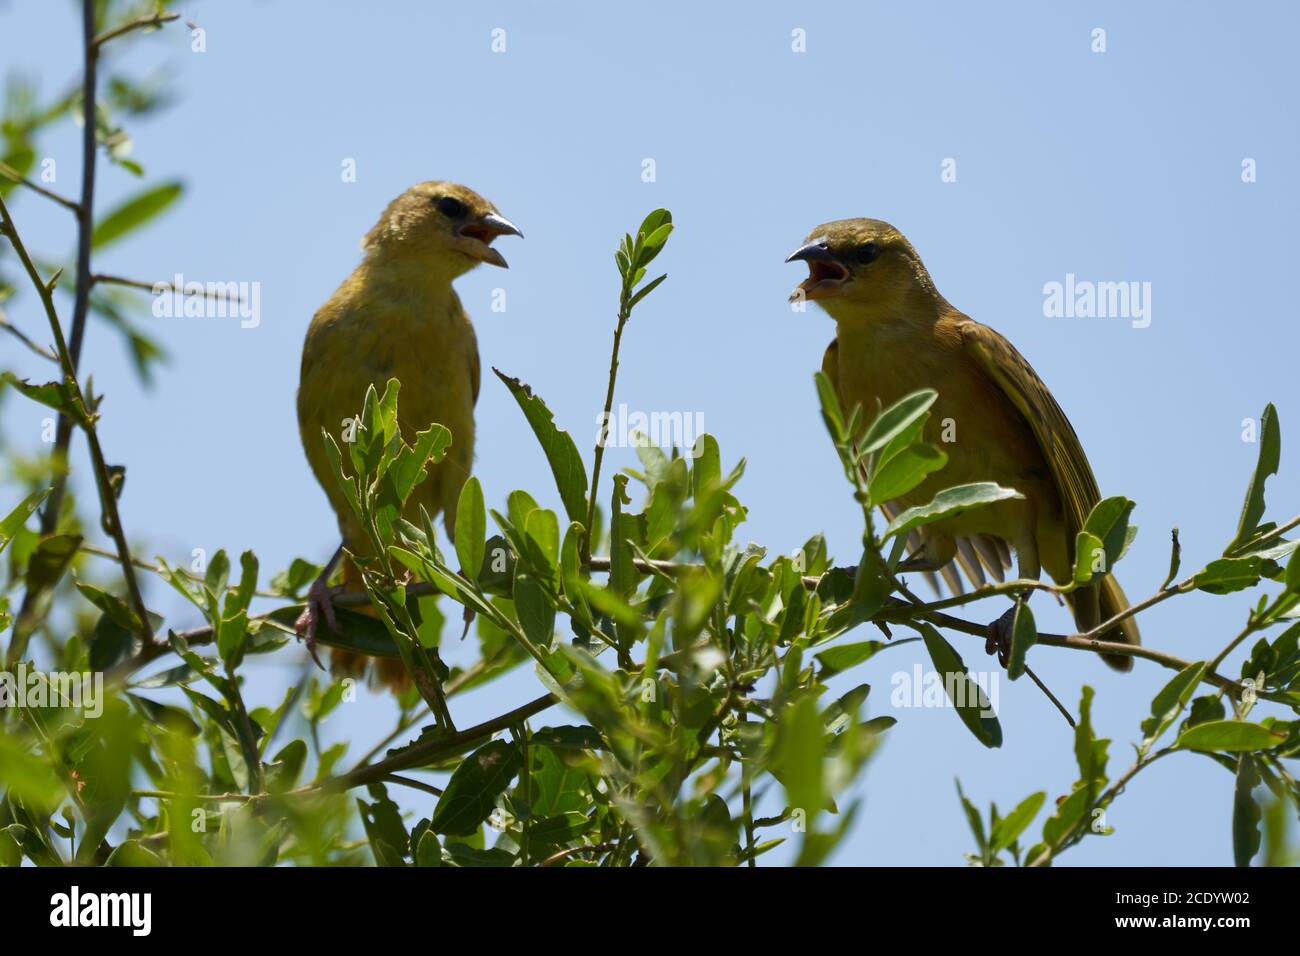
[3,24,1300,866]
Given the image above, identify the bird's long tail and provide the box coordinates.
[1067,576,1141,672]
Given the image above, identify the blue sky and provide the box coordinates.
[2,0,1297,865]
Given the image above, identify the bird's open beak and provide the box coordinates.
[786,237,850,302]
[456,212,524,268]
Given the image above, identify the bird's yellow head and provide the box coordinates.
[361,181,522,277]
[786,218,938,319]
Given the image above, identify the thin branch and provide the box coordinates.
[0,312,58,362]
[1027,747,1176,867]
[120,541,1287,705]
[314,693,558,794]
[133,789,259,804]
[78,541,281,599]
[539,842,619,867]
[36,0,100,548]
[90,11,180,51]
[381,774,443,798]
[583,305,631,561]
[91,272,244,304]
[0,161,81,214]
[0,194,154,648]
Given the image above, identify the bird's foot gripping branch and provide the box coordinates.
[2,204,1298,867]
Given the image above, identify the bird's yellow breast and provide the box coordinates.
[832,311,1066,570]
[297,266,478,552]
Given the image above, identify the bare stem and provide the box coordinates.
[0,312,58,362]
[0,161,81,213]
[92,272,244,304]
[584,306,630,561]
[90,11,180,50]
[0,194,154,648]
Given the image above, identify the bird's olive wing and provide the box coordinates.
[820,337,840,392]
[958,320,1101,537]
[470,337,481,406]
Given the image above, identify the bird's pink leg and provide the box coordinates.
[294,545,344,669]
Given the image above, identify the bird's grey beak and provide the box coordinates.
[785,237,835,264]
[481,213,523,240]
[787,236,850,303]
[457,212,524,268]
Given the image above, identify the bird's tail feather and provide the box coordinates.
[1067,576,1141,672]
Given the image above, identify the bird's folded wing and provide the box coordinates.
[825,334,1011,597]
[957,320,1101,537]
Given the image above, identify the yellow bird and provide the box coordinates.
[295,181,521,686]
[787,219,1139,669]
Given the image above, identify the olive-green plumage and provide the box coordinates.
[789,218,1139,669]
[296,181,520,686]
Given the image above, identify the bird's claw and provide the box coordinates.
[985,606,1016,668]
[294,578,343,670]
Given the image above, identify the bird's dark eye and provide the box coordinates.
[436,196,468,219]
[856,242,880,264]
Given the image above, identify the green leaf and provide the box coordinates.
[493,370,588,523]
[954,780,987,854]
[1,374,88,426]
[860,389,937,455]
[514,574,556,649]
[1226,404,1280,555]
[0,144,36,198]
[127,693,200,737]
[775,696,825,824]
[883,483,1023,540]
[636,221,673,268]
[991,791,1047,853]
[1141,661,1207,749]
[918,624,1002,748]
[430,741,523,836]
[1232,754,1261,867]
[1175,720,1287,752]
[1006,599,1035,682]
[266,739,308,792]
[454,477,486,584]
[91,181,182,249]
[357,783,409,865]
[1192,556,1263,595]
[104,841,163,866]
[415,830,442,867]
[627,273,667,310]
[1081,497,1136,571]
[75,580,144,633]
[635,208,671,250]
[1072,531,1106,584]
[88,614,133,670]
[814,640,887,678]
[814,371,846,443]
[0,489,50,554]
[868,442,946,505]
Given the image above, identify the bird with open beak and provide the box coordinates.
[787,218,1140,669]
[295,181,522,687]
